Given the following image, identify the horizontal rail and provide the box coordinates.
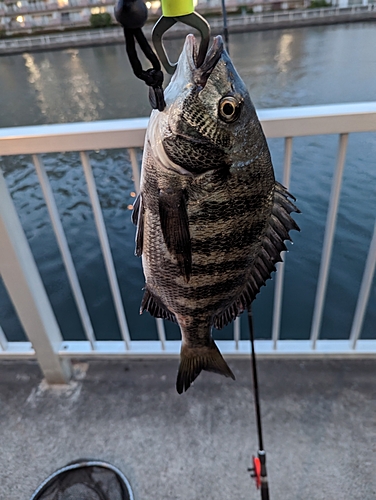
[260,102,376,137]
[0,27,122,50]
[2,340,376,359]
[0,118,148,155]
[1,102,375,156]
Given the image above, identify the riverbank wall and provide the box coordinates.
[1,6,375,56]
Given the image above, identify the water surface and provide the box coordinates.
[0,23,375,342]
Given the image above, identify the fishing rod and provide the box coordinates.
[220,0,230,53]
[247,305,270,500]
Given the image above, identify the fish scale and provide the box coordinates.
[132,34,300,393]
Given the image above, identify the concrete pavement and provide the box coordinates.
[1,358,375,500]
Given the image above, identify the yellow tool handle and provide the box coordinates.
[161,0,195,17]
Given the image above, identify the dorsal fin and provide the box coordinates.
[213,182,300,330]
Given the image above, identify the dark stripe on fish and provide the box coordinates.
[155,254,249,279]
[188,193,271,225]
[192,258,249,275]
[163,135,228,174]
[169,275,244,301]
[191,221,267,255]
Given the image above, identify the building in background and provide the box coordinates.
[0,0,115,35]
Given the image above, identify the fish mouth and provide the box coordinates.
[185,34,224,87]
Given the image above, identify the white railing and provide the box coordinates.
[1,102,376,383]
[208,3,376,27]
[1,4,376,52]
[0,27,123,51]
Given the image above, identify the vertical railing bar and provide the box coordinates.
[129,148,141,194]
[350,220,376,349]
[156,318,166,351]
[80,151,131,350]
[234,317,240,350]
[0,168,71,383]
[32,154,96,350]
[0,326,8,351]
[310,133,349,349]
[272,137,293,349]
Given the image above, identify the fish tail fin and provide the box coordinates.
[176,340,235,394]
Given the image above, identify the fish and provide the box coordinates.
[132,34,300,394]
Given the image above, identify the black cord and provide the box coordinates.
[115,0,165,111]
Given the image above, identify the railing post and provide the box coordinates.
[310,134,349,348]
[32,154,97,349]
[272,137,293,349]
[129,148,141,194]
[350,220,376,349]
[156,318,166,351]
[234,317,240,350]
[0,326,8,351]
[80,151,131,349]
[0,169,71,383]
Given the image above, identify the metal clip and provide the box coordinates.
[152,12,211,75]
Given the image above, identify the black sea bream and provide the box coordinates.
[132,35,300,393]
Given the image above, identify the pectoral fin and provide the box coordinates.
[132,193,144,257]
[159,188,192,282]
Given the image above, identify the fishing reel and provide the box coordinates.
[248,450,270,500]
[249,455,261,489]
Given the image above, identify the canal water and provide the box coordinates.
[0,23,375,342]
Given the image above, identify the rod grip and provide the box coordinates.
[260,481,270,500]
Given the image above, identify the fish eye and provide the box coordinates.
[218,96,241,123]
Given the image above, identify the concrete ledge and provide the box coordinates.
[1,358,375,499]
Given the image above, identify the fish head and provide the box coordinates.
[152,34,266,175]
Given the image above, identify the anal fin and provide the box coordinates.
[140,286,177,323]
